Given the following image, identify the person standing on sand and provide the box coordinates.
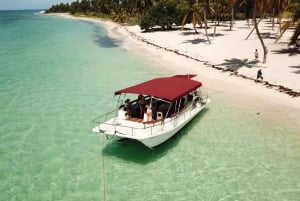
[257,69,263,81]
[254,49,259,59]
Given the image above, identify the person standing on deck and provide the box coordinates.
[138,94,146,119]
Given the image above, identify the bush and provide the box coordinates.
[140,2,178,32]
[140,15,156,32]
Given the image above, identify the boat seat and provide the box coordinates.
[128,117,143,122]
[143,119,162,124]
[156,112,163,120]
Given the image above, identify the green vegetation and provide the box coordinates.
[140,1,178,31]
[46,0,300,45]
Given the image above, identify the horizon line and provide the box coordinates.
[0,8,47,11]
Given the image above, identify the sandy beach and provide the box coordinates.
[56,13,300,128]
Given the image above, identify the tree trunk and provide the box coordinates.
[275,29,287,43]
[272,8,275,31]
[253,3,267,63]
[204,10,211,44]
[276,21,294,43]
[245,18,262,40]
[230,7,234,30]
[247,18,250,28]
[278,17,282,33]
[213,9,217,37]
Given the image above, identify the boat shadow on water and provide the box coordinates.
[101,108,209,164]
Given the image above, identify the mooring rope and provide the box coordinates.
[102,134,106,201]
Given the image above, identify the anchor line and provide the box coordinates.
[102,134,106,201]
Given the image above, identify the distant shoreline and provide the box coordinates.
[0,9,46,12]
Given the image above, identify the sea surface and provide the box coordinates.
[0,10,299,201]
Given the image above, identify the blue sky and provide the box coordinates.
[0,0,74,10]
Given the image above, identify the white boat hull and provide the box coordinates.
[92,101,209,148]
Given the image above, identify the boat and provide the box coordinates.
[92,74,210,148]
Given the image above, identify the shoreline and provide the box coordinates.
[52,13,300,128]
[123,27,300,98]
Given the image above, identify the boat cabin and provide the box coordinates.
[114,75,202,123]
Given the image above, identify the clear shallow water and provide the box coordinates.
[0,10,299,201]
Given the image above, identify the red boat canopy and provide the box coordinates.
[115,75,202,101]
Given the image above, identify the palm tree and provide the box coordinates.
[211,0,226,25]
[275,20,293,43]
[275,0,300,45]
[289,20,300,47]
[198,0,213,43]
[91,0,101,13]
[266,0,289,31]
[70,1,81,14]
[242,0,276,63]
[180,0,212,44]
[99,0,116,15]
[239,0,253,27]
[181,5,203,33]
[113,9,128,24]
[257,0,269,63]
[287,0,300,46]
[136,0,155,17]
[211,0,222,36]
[78,0,91,14]
[243,0,261,40]
[181,2,203,33]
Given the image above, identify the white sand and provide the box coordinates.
[55,14,300,128]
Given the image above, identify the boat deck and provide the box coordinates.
[126,117,162,124]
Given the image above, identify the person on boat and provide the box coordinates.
[145,102,152,121]
[138,94,146,119]
[124,99,132,117]
[151,101,157,120]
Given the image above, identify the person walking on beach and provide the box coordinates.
[256,69,263,82]
[254,49,259,59]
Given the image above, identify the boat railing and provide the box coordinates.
[199,91,209,104]
[92,109,118,124]
[92,95,207,137]
[93,105,198,137]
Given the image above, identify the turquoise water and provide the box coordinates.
[0,10,299,201]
